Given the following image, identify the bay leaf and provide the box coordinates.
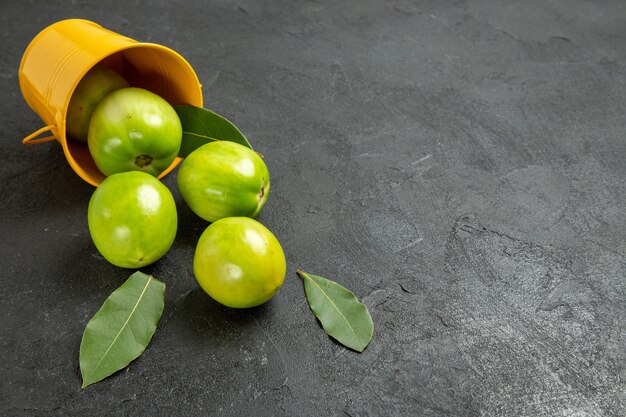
[297,270,373,352]
[79,271,165,388]
[175,105,252,157]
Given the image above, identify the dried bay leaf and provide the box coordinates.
[175,105,252,157]
[297,270,373,352]
[79,271,165,388]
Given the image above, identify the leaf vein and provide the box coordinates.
[182,131,220,141]
[304,274,358,338]
[87,276,153,379]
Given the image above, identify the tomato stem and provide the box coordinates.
[135,154,153,168]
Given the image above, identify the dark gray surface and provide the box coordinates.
[1,1,625,416]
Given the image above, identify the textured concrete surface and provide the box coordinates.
[1,1,625,416]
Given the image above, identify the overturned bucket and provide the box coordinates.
[19,19,203,186]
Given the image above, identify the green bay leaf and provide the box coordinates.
[297,270,374,352]
[175,105,252,157]
[79,271,165,388]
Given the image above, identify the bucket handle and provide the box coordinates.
[23,125,57,145]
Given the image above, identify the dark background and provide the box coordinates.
[1,1,625,416]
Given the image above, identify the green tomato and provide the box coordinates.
[66,64,128,142]
[177,141,270,222]
[194,217,286,308]
[88,171,177,268]
[88,87,182,177]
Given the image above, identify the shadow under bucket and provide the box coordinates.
[19,19,203,186]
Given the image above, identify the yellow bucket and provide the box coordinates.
[19,19,203,186]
